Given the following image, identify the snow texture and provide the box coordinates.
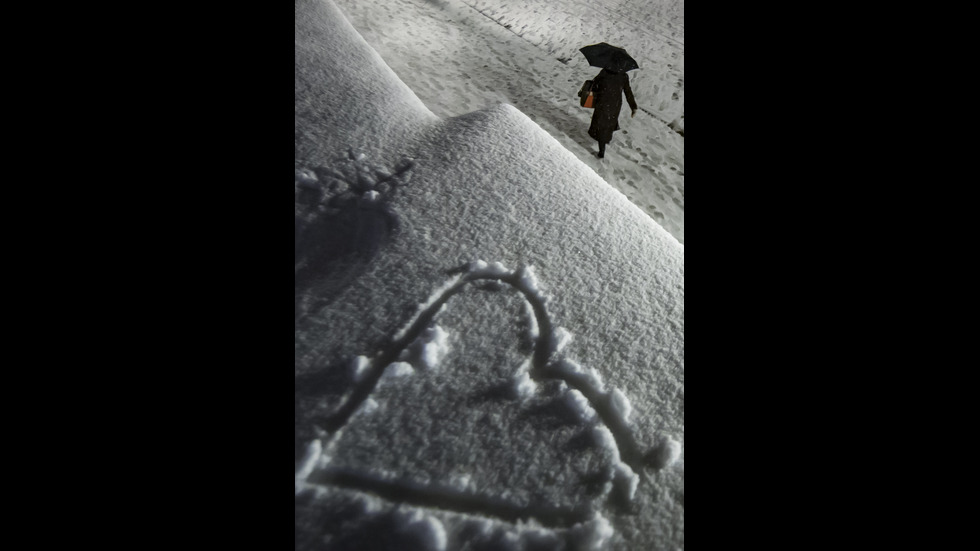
[512,363,537,400]
[295,0,684,548]
[660,437,683,469]
[563,389,597,423]
[551,359,605,392]
[382,361,414,379]
[357,397,379,417]
[592,425,621,463]
[419,325,449,369]
[614,462,640,502]
[609,388,632,424]
[394,275,463,343]
[296,439,322,484]
[516,265,541,295]
[521,299,539,343]
[567,515,615,551]
[398,511,448,551]
[350,355,371,383]
[547,327,573,362]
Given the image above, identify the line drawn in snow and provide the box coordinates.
[296,470,615,551]
[296,261,680,542]
[294,150,415,320]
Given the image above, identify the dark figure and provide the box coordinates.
[588,68,638,158]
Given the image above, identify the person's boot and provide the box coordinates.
[597,142,605,158]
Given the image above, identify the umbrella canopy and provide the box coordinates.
[579,42,639,72]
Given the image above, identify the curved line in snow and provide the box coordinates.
[318,263,664,477]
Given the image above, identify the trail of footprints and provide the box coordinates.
[296,259,681,547]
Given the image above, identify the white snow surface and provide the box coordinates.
[419,325,450,369]
[295,439,322,486]
[399,511,448,551]
[609,387,632,424]
[660,436,684,469]
[564,389,597,423]
[350,355,371,383]
[512,366,537,400]
[333,0,684,242]
[383,361,415,379]
[295,1,683,549]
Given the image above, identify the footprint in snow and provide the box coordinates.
[294,150,415,320]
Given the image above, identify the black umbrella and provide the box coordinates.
[579,42,639,72]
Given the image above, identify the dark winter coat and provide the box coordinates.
[588,68,638,145]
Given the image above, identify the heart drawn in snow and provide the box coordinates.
[297,262,671,533]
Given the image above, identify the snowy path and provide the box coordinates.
[333,0,684,243]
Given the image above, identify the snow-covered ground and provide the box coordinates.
[295,0,684,549]
[333,0,684,243]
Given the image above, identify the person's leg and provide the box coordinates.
[598,140,606,158]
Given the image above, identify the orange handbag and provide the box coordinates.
[579,80,595,108]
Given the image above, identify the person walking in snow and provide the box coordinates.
[588,67,638,158]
